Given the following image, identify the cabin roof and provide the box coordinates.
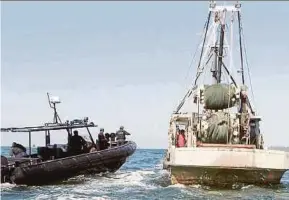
[1,122,98,133]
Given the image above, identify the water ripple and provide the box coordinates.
[1,149,288,200]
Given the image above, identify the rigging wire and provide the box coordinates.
[239,14,256,110]
[183,23,208,88]
[227,12,234,129]
[194,11,212,86]
[174,11,212,114]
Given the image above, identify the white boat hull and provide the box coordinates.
[164,147,289,186]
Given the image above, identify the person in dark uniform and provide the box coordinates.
[9,142,27,158]
[98,128,108,150]
[116,126,131,146]
[69,130,87,155]
[105,133,110,149]
[105,133,110,142]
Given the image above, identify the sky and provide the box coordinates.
[1,1,289,149]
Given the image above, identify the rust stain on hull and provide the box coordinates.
[170,166,286,186]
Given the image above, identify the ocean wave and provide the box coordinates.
[1,149,289,200]
[0,183,16,190]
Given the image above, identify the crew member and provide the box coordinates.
[110,132,116,147]
[69,130,87,155]
[105,133,111,148]
[110,133,116,142]
[9,142,28,158]
[116,126,131,146]
[176,129,186,148]
[98,128,108,150]
[105,133,110,142]
[82,136,94,152]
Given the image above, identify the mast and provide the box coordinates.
[217,23,225,83]
[174,1,245,114]
[169,1,262,147]
[194,1,242,86]
[237,11,245,84]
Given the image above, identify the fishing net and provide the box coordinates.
[204,84,236,110]
[202,112,229,144]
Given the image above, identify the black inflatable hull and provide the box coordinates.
[6,141,136,185]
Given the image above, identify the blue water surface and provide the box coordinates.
[1,147,288,200]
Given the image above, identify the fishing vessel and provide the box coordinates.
[163,1,289,186]
[1,93,136,185]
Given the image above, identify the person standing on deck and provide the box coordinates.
[116,126,131,146]
[98,128,108,150]
[69,130,87,155]
[176,129,186,148]
[109,132,116,147]
[104,133,110,149]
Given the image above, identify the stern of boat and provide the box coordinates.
[168,147,289,186]
[170,165,287,186]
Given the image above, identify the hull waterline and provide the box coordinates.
[164,147,289,187]
[169,165,287,187]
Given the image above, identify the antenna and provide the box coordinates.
[47,93,62,124]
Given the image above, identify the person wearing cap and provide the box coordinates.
[116,126,131,146]
[69,130,87,155]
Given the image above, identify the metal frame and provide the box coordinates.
[169,1,262,148]
[175,1,251,114]
[1,93,99,157]
[1,121,98,157]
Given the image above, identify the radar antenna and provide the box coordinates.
[47,93,62,124]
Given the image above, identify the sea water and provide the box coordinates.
[1,147,288,200]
